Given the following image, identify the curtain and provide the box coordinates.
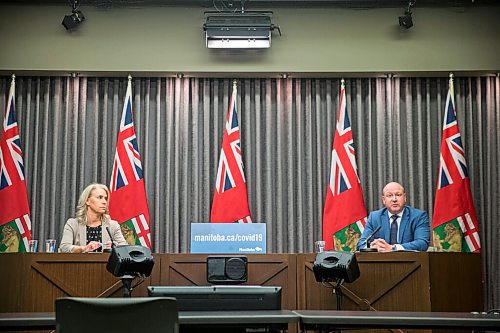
[0,76,498,310]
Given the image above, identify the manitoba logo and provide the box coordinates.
[433,213,480,253]
[333,218,365,252]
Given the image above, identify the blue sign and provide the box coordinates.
[190,223,266,254]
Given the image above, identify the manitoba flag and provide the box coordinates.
[0,75,32,253]
[322,80,367,252]
[432,74,480,253]
[210,81,252,223]
[109,76,151,248]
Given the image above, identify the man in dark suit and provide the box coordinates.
[356,182,430,252]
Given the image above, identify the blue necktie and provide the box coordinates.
[390,215,399,245]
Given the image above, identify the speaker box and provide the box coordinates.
[313,251,360,283]
[207,256,248,284]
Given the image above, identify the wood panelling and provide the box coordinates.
[159,254,297,310]
[296,252,482,313]
[0,252,482,320]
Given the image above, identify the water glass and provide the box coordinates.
[315,240,325,253]
[29,239,38,252]
[45,239,57,253]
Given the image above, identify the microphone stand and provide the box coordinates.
[360,243,378,252]
[360,226,381,252]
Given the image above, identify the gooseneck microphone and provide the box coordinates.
[360,225,381,252]
[106,226,116,249]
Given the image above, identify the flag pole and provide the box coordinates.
[11,73,15,83]
[128,74,132,82]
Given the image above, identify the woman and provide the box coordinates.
[60,183,127,253]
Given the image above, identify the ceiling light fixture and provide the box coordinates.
[62,0,85,31]
[399,0,415,29]
[203,11,280,49]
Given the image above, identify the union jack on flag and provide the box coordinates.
[328,92,360,196]
[0,75,32,253]
[210,81,252,223]
[215,92,245,194]
[322,80,366,252]
[436,85,468,189]
[110,104,143,192]
[432,74,480,253]
[108,77,151,248]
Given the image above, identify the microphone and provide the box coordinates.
[106,226,116,250]
[360,225,381,252]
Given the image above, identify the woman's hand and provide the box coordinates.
[84,241,102,252]
[72,241,102,253]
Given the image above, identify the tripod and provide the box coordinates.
[323,278,345,333]
[121,275,134,297]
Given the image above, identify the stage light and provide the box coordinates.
[62,0,85,31]
[203,11,280,49]
[399,12,413,29]
[106,245,154,297]
[313,251,360,311]
[313,251,360,284]
[399,0,415,29]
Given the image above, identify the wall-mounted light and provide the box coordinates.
[203,11,280,49]
[399,0,415,29]
[62,0,85,31]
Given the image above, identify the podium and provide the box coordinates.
[297,252,483,312]
[0,252,482,316]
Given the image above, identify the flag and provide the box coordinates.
[322,80,367,252]
[0,75,32,253]
[432,75,480,253]
[210,81,252,223]
[109,77,151,248]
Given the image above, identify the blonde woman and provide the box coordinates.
[60,183,127,253]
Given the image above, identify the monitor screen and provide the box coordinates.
[147,285,282,311]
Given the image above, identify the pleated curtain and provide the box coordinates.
[0,76,498,310]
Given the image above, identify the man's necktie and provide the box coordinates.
[390,215,399,245]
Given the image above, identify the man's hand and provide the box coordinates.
[370,238,392,252]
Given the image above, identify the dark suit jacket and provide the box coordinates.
[356,205,430,251]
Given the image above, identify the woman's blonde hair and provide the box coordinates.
[75,183,110,225]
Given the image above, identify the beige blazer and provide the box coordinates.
[59,217,127,253]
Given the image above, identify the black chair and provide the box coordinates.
[55,297,178,333]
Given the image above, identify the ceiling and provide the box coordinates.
[0,0,498,8]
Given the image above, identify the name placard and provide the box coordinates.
[190,223,266,254]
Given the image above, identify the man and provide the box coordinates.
[356,182,430,252]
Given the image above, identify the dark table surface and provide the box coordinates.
[294,310,500,330]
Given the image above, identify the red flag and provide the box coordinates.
[0,75,32,253]
[109,77,151,248]
[322,80,367,252]
[210,81,252,223]
[432,75,480,253]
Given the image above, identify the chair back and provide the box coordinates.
[56,297,178,333]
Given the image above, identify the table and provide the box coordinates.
[294,310,500,331]
[3,310,499,332]
[0,310,299,332]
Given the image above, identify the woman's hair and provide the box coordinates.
[75,183,110,225]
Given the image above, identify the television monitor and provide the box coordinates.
[147,285,282,311]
